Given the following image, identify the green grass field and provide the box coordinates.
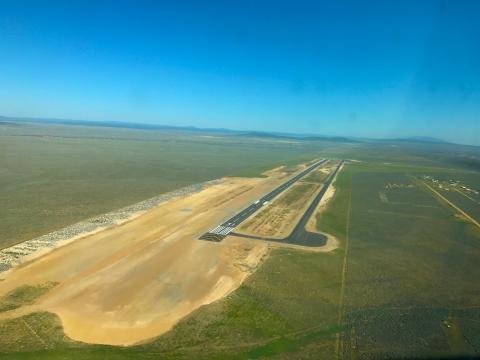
[341,166,480,359]
[1,123,480,359]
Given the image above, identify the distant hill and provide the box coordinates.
[390,136,449,144]
[1,115,465,146]
[0,120,22,126]
[232,131,294,140]
[232,131,359,143]
[0,116,238,135]
[0,116,359,143]
[301,135,359,143]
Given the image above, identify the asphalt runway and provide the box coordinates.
[199,158,328,242]
[231,160,344,247]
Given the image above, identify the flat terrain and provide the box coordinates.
[239,182,319,237]
[1,124,480,359]
[238,161,339,238]
[0,165,303,345]
[0,122,332,249]
[338,165,480,359]
[200,159,328,241]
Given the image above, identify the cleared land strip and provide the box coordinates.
[0,171,287,345]
[199,159,328,242]
[421,181,480,230]
[230,160,344,247]
[0,179,221,272]
[238,181,321,238]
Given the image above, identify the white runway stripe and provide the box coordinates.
[222,227,234,235]
[213,226,226,234]
[208,225,235,236]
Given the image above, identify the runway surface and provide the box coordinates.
[231,160,344,247]
[199,159,342,245]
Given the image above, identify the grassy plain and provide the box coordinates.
[1,161,480,359]
[0,122,333,249]
[437,188,480,223]
[1,122,480,359]
[340,167,480,359]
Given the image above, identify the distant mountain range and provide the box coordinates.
[0,115,455,146]
[230,131,359,143]
[389,136,449,144]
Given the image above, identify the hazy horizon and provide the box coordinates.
[1,0,479,145]
[2,114,476,146]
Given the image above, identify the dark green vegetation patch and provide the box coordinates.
[0,282,58,313]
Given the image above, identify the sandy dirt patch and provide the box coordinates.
[237,162,340,241]
[0,171,286,346]
[237,182,321,238]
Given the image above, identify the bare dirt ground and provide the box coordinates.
[237,163,338,239]
[226,162,342,253]
[0,168,295,346]
[237,182,321,238]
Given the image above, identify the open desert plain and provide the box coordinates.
[0,157,337,345]
[1,2,480,358]
[1,122,480,359]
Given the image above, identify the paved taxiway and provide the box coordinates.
[231,160,344,247]
[199,159,344,246]
[199,159,328,242]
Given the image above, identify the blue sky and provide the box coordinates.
[0,0,479,144]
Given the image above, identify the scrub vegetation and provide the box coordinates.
[1,123,480,359]
[1,122,330,249]
[0,282,57,313]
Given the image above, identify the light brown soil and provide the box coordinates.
[0,171,288,346]
[237,162,340,240]
[237,182,321,238]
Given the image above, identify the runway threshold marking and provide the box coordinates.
[199,159,328,242]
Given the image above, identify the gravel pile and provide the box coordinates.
[0,179,221,272]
